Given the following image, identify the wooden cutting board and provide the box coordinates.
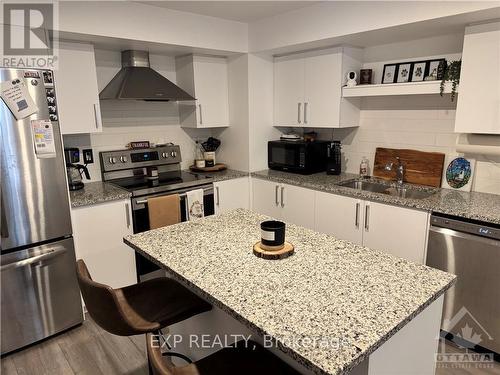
[373,148,445,187]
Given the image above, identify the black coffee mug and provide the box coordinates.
[260,220,285,250]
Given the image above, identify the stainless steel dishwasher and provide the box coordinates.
[426,214,500,357]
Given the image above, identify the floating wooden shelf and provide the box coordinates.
[342,81,456,98]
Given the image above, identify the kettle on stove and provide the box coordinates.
[64,148,91,191]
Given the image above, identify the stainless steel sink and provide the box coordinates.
[337,180,388,193]
[337,179,436,200]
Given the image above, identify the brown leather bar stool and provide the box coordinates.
[147,334,302,375]
[76,259,211,363]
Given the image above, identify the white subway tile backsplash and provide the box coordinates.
[331,108,500,195]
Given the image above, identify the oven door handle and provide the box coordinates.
[134,186,214,205]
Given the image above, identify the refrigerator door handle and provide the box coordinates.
[1,197,8,239]
[1,246,67,271]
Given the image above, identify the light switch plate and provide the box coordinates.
[82,149,94,164]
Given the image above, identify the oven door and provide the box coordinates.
[268,141,306,172]
[131,184,214,278]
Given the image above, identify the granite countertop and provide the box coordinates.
[70,181,131,208]
[124,209,456,375]
[187,168,249,182]
[251,169,500,225]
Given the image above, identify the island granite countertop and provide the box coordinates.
[69,181,131,208]
[251,169,500,225]
[124,209,456,375]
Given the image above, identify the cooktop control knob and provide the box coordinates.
[49,114,58,121]
[109,157,117,164]
[171,151,177,158]
[120,156,128,163]
[162,152,168,158]
[48,106,57,114]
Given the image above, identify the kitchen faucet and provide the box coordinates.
[385,157,405,185]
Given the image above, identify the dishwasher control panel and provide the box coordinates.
[431,215,500,241]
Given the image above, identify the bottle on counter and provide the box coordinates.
[360,156,369,177]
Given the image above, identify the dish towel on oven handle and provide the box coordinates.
[186,189,204,220]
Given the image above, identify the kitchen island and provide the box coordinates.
[124,209,456,375]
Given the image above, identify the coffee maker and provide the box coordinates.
[64,148,90,191]
[326,141,342,175]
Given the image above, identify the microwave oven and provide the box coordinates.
[268,140,328,174]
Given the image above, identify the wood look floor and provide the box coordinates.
[1,316,499,375]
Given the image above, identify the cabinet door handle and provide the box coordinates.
[297,103,302,124]
[364,204,370,232]
[125,203,131,229]
[93,103,101,130]
[275,185,279,206]
[280,186,285,208]
[198,104,203,125]
[355,202,360,228]
[304,102,308,124]
[216,186,220,206]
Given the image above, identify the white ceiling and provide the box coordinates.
[138,1,321,23]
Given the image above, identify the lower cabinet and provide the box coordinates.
[315,192,429,263]
[214,178,250,215]
[315,192,363,244]
[71,199,137,289]
[252,178,315,229]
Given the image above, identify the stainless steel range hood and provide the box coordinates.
[99,50,195,101]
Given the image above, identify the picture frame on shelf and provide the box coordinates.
[359,69,373,85]
[426,59,447,81]
[410,61,428,82]
[396,63,411,83]
[381,64,397,84]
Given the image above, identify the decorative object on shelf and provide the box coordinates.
[195,159,205,168]
[189,163,227,172]
[440,60,461,102]
[396,63,411,83]
[410,61,428,82]
[346,71,357,87]
[441,155,475,192]
[359,69,373,85]
[382,64,397,84]
[427,58,446,81]
[127,141,150,149]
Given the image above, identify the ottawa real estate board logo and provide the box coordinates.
[2,2,58,68]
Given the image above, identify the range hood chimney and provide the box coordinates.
[99,50,195,101]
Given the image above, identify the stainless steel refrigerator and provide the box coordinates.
[1,67,83,355]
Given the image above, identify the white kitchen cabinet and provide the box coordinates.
[214,178,250,215]
[362,201,429,264]
[55,42,102,134]
[315,192,363,245]
[280,184,315,229]
[71,199,136,289]
[314,192,429,263]
[455,22,500,134]
[274,47,361,128]
[252,178,282,218]
[176,55,229,128]
[252,179,315,229]
[274,57,305,126]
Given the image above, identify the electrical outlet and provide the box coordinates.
[82,149,94,164]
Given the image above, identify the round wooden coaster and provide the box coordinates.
[189,163,227,172]
[253,241,294,260]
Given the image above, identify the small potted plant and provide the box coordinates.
[440,60,461,102]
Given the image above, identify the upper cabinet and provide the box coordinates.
[274,47,362,128]
[455,22,500,134]
[175,55,229,128]
[55,42,102,134]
